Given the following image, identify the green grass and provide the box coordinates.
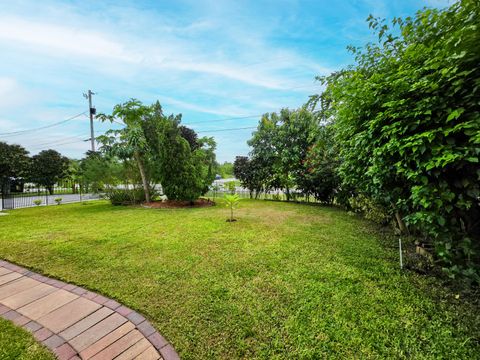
[0,200,478,359]
[0,318,54,360]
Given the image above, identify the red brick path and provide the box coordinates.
[0,260,179,360]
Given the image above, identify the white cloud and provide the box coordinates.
[0,1,334,161]
[160,95,249,117]
[0,14,326,91]
[0,17,137,63]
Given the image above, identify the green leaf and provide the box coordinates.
[447,108,464,122]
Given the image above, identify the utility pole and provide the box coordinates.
[83,90,96,152]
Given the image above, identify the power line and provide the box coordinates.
[28,129,111,150]
[109,114,261,127]
[0,111,87,137]
[109,117,258,134]
[22,123,256,152]
[90,117,257,134]
[29,138,89,151]
[29,133,89,148]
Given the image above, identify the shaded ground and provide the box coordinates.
[0,200,479,359]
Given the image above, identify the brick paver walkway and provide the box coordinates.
[0,260,179,360]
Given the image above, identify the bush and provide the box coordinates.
[105,188,147,205]
[225,181,236,194]
[33,199,41,206]
[317,0,480,283]
[54,197,62,205]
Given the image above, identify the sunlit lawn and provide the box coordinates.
[0,317,54,360]
[0,200,478,359]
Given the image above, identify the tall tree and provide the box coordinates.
[233,156,263,198]
[146,106,217,202]
[0,142,30,192]
[97,99,153,202]
[216,161,234,178]
[80,152,123,192]
[30,150,69,194]
[248,108,318,200]
[179,126,199,151]
[299,124,340,203]
[247,113,280,193]
[275,108,319,200]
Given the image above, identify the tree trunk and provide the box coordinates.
[395,211,409,234]
[134,151,150,203]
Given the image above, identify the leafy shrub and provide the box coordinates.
[33,199,41,206]
[54,197,62,205]
[225,181,236,194]
[105,188,147,205]
[317,0,480,283]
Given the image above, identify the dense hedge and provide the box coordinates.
[318,0,479,282]
[240,0,479,284]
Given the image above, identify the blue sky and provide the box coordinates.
[0,0,451,162]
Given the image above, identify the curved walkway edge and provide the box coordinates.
[0,260,180,360]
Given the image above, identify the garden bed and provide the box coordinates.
[143,198,215,209]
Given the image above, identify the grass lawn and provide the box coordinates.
[0,200,478,359]
[0,317,54,360]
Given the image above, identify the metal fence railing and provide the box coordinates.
[206,187,321,203]
[1,180,102,210]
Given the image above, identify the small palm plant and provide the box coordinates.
[54,197,62,205]
[33,199,42,206]
[225,194,240,222]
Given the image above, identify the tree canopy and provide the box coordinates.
[238,0,479,283]
[30,149,69,194]
[0,142,30,184]
[97,99,153,202]
[314,0,479,281]
[98,99,217,202]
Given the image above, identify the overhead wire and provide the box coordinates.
[29,134,89,148]
[1,79,321,148]
[29,130,112,150]
[29,138,88,151]
[0,111,87,137]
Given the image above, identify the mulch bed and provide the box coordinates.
[143,198,215,209]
